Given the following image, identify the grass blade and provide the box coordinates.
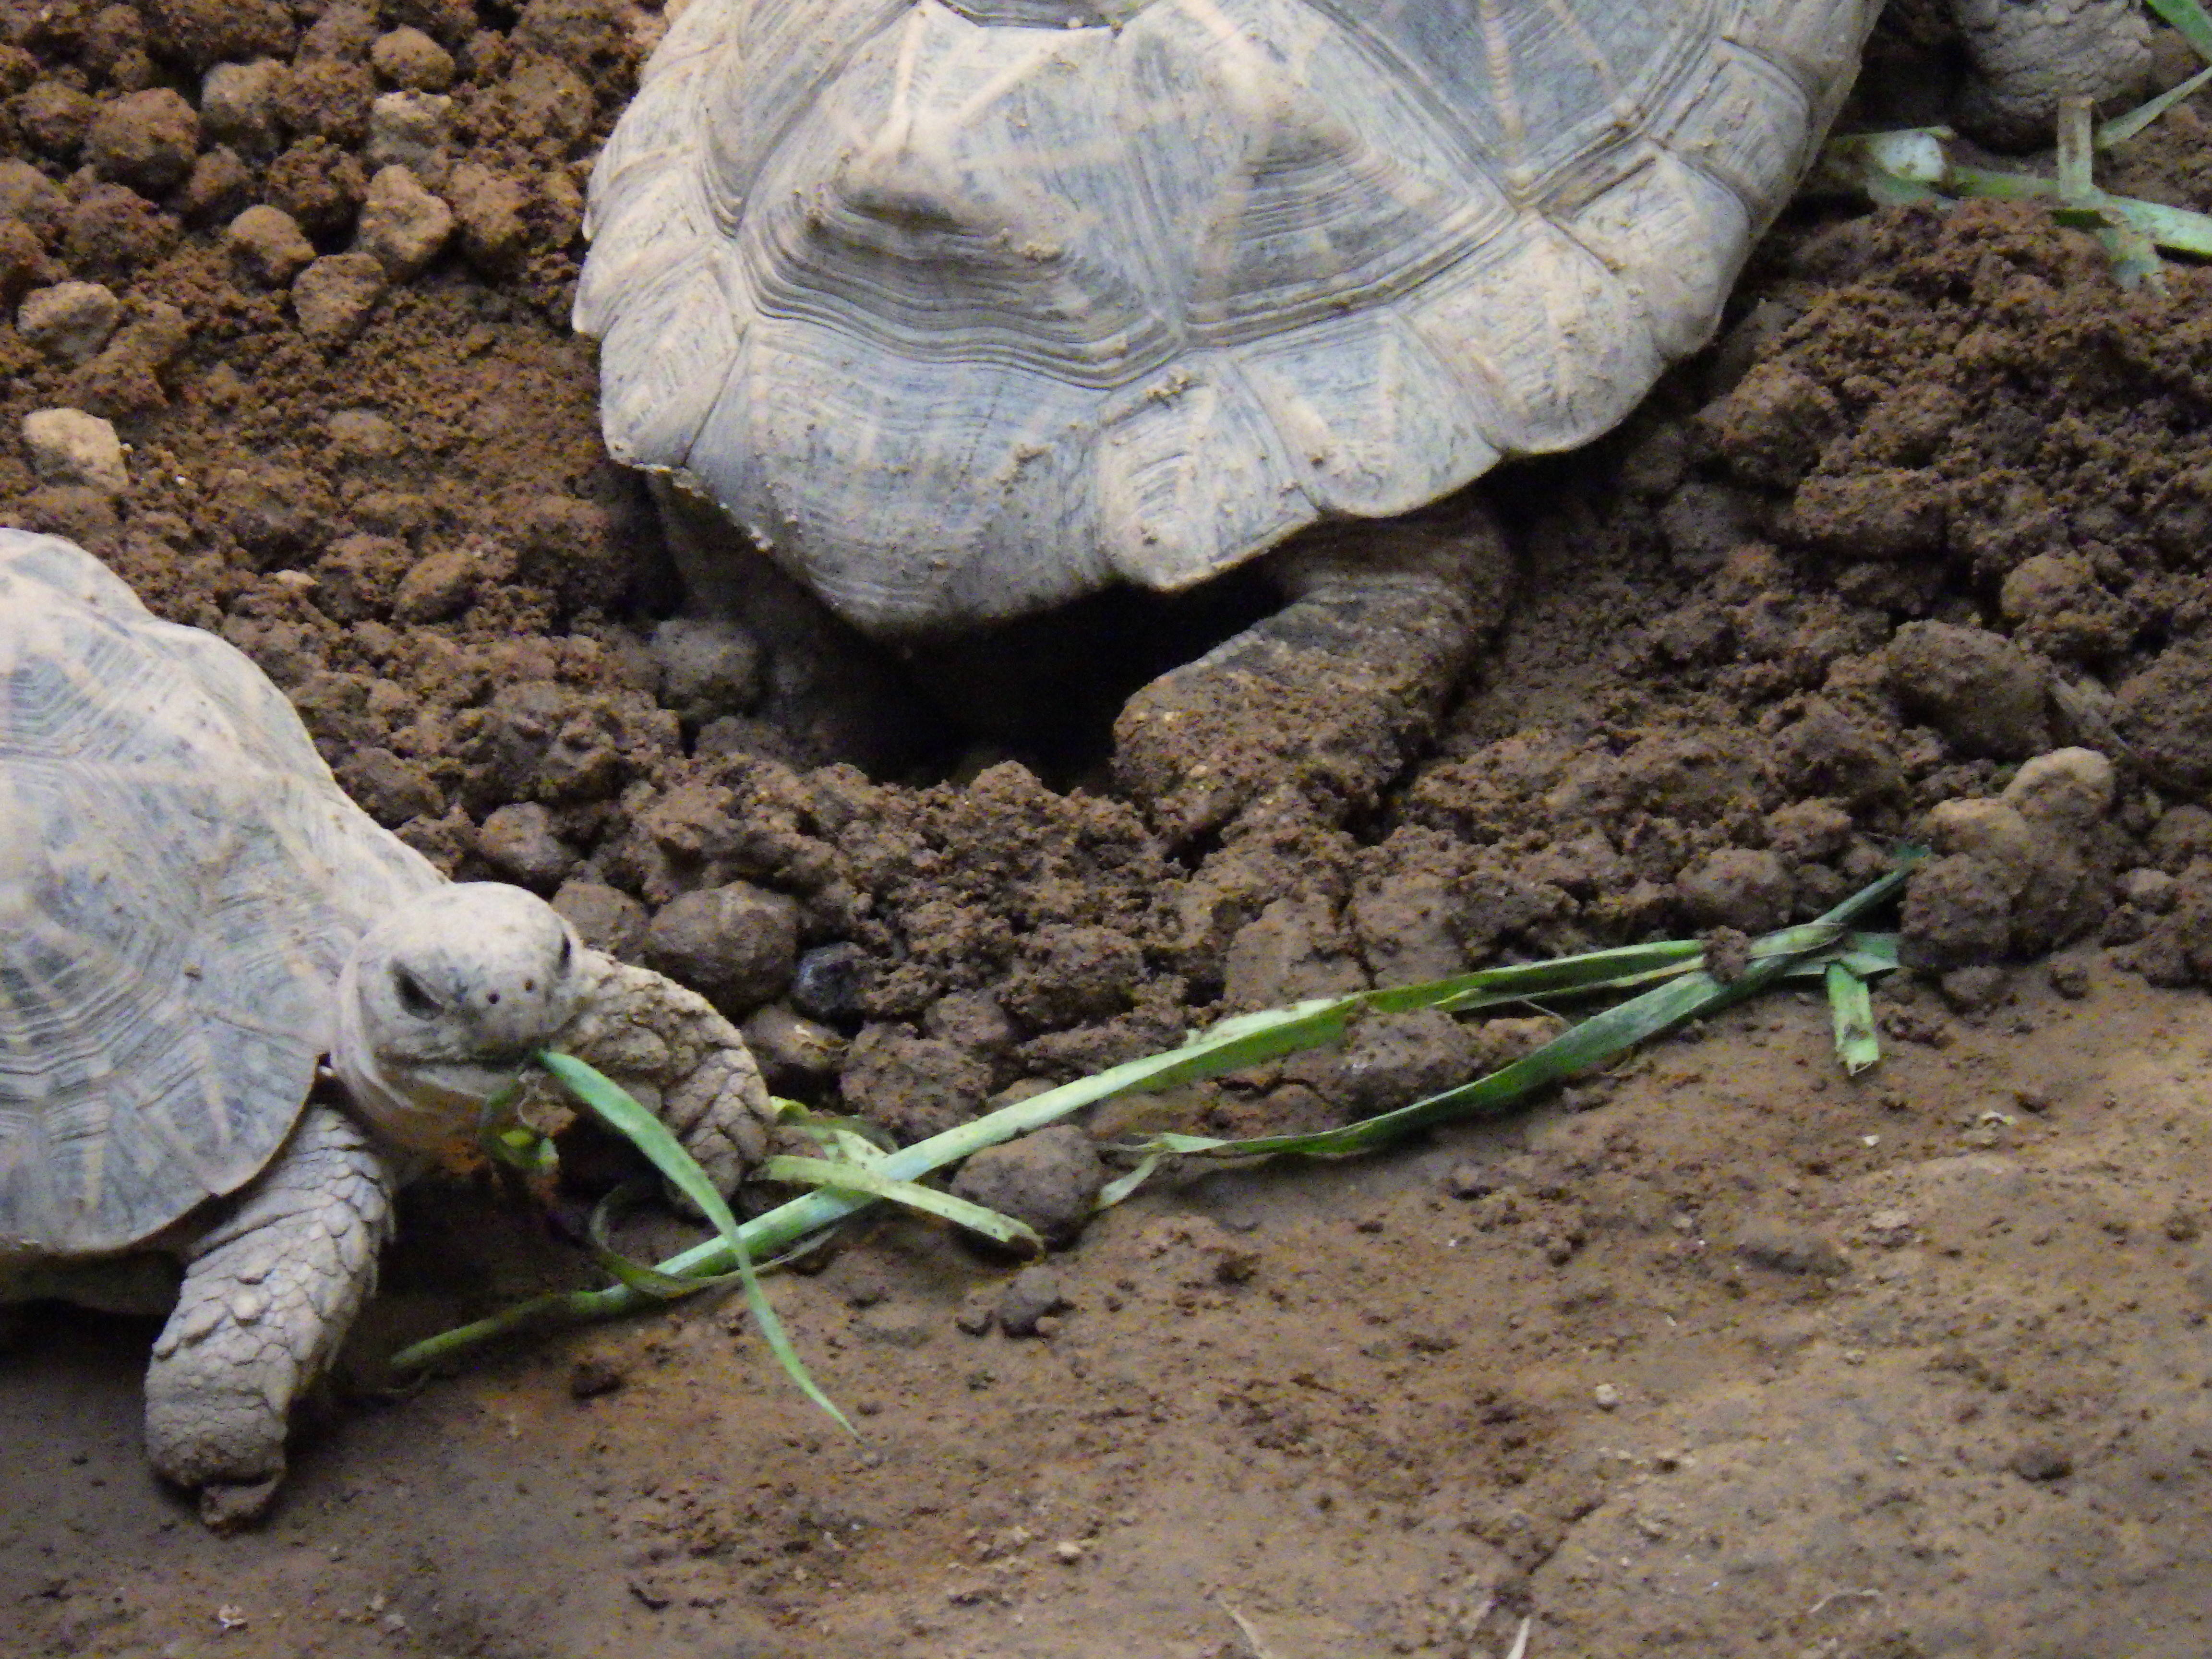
[540,1052,743,1240]
[1827,962,1881,1076]
[1152,964,1741,1160]
[391,855,1926,1372]
[586,1180,734,1299]
[535,1051,854,1436]
[2057,98,2097,204]
[757,1154,1044,1253]
[2146,0,2212,64]
[1095,1152,1164,1209]
[2098,60,2212,146]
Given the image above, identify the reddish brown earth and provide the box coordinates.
[5,6,2212,1658]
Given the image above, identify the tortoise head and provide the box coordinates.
[330,883,586,1159]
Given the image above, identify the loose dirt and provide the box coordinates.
[5,6,2212,1658]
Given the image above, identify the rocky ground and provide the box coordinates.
[3,4,2212,1657]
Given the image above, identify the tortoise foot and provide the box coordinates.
[197,1473,284,1533]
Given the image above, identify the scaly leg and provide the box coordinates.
[1112,508,1513,843]
[144,1105,394,1529]
[533,950,781,1199]
[1948,0,2151,145]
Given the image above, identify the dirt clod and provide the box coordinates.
[2008,1443,2073,1483]
[996,1266,1069,1337]
[640,882,798,1015]
[1885,621,2050,760]
[950,1125,1105,1250]
[567,1355,624,1400]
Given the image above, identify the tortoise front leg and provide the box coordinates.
[144,1104,395,1529]
[541,950,780,1198]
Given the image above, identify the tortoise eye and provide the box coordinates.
[391,967,439,1018]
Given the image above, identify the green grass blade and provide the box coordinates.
[2057,97,2097,203]
[2146,0,2212,64]
[473,1078,557,1177]
[536,1051,855,1436]
[389,1285,647,1368]
[780,1119,894,1166]
[1126,864,1921,1163]
[2099,60,2212,145]
[483,1124,559,1178]
[758,1154,1044,1253]
[1367,938,1705,1013]
[2080,192,2212,256]
[1167,967,1736,1159]
[1827,963,1882,1076]
[394,856,1928,1371]
[540,1052,745,1242]
[1944,159,2212,259]
[1095,1152,1164,1209]
[586,1180,733,1299]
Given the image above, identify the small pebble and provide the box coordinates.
[950,1125,1105,1250]
[371,27,456,92]
[22,407,128,494]
[354,163,452,278]
[551,879,647,959]
[227,204,316,287]
[2009,1443,2073,1482]
[2046,954,2092,999]
[292,252,387,343]
[200,60,288,156]
[1593,1383,1622,1411]
[1939,964,2008,1013]
[1864,1208,1915,1247]
[1732,1218,1849,1278]
[16,281,121,365]
[997,1265,1068,1337]
[1441,1161,1503,1199]
[789,941,874,1023]
[365,89,452,173]
[568,1355,625,1399]
[741,1004,849,1091]
[476,802,571,889]
[953,1287,996,1337]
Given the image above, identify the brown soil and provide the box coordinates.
[6,6,2212,1658]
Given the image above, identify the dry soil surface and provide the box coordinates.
[5,6,2212,1659]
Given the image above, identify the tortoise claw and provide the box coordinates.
[197,1472,284,1533]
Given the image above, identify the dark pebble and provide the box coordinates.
[568,1355,624,1399]
[2009,1443,2073,1482]
[790,941,875,1023]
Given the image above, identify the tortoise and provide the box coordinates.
[575,0,2148,834]
[0,529,779,1527]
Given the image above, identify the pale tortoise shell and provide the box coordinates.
[577,0,1881,635]
[0,531,437,1256]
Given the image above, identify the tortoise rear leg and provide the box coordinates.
[144,1104,395,1529]
[1946,0,2151,145]
[1112,507,1512,844]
